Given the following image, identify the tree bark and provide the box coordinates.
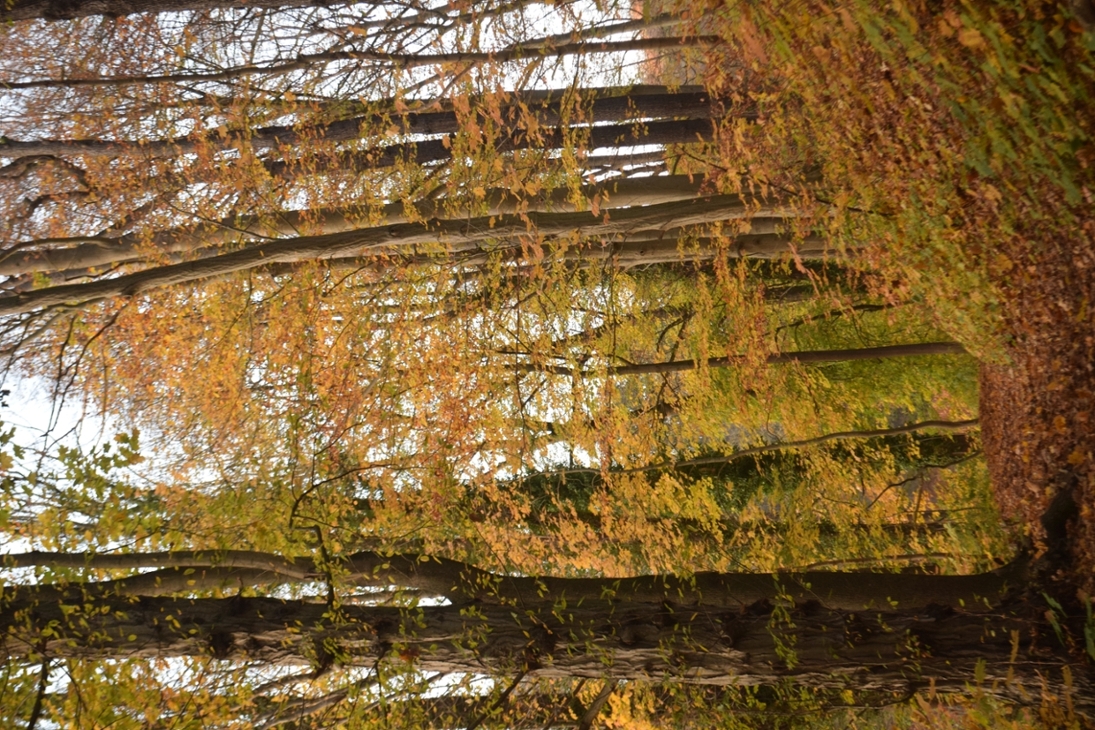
[264,118,716,178]
[517,342,968,378]
[666,419,980,470]
[1,174,721,277]
[0,93,715,161]
[4,37,716,90]
[2,547,1020,609]
[498,425,980,529]
[1,0,353,21]
[0,194,801,315]
[1,590,1088,709]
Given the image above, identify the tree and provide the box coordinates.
[2,545,1091,729]
[0,407,1071,728]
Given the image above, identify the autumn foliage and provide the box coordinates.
[0,0,1093,728]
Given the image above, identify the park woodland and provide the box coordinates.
[1,1,1095,728]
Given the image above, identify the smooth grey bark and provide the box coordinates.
[307,233,825,277]
[262,117,716,178]
[666,418,980,470]
[7,232,816,293]
[1,174,724,277]
[0,93,714,161]
[0,195,802,315]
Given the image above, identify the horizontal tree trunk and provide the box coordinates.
[5,36,716,91]
[517,342,968,378]
[306,233,824,276]
[0,195,800,315]
[668,419,980,469]
[2,174,720,277]
[2,546,1019,609]
[1,0,353,21]
[0,93,715,161]
[1,591,1088,708]
[261,118,716,177]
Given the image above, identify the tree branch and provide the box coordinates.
[576,680,618,730]
[26,657,50,730]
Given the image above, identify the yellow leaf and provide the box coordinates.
[1068,449,1086,466]
[958,28,984,48]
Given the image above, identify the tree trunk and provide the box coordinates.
[518,343,967,378]
[2,0,352,21]
[0,195,799,315]
[264,118,716,178]
[5,37,714,90]
[494,426,980,529]
[0,94,716,161]
[1,174,720,277]
[1,591,1088,709]
[2,548,1018,609]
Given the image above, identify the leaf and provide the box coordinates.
[958,28,985,48]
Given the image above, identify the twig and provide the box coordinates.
[466,669,528,730]
[27,658,50,730]
[577,680,618,730]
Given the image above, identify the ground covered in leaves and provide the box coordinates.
[979,211,1095,591]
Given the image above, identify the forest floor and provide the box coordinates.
[979,219,1095,592]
